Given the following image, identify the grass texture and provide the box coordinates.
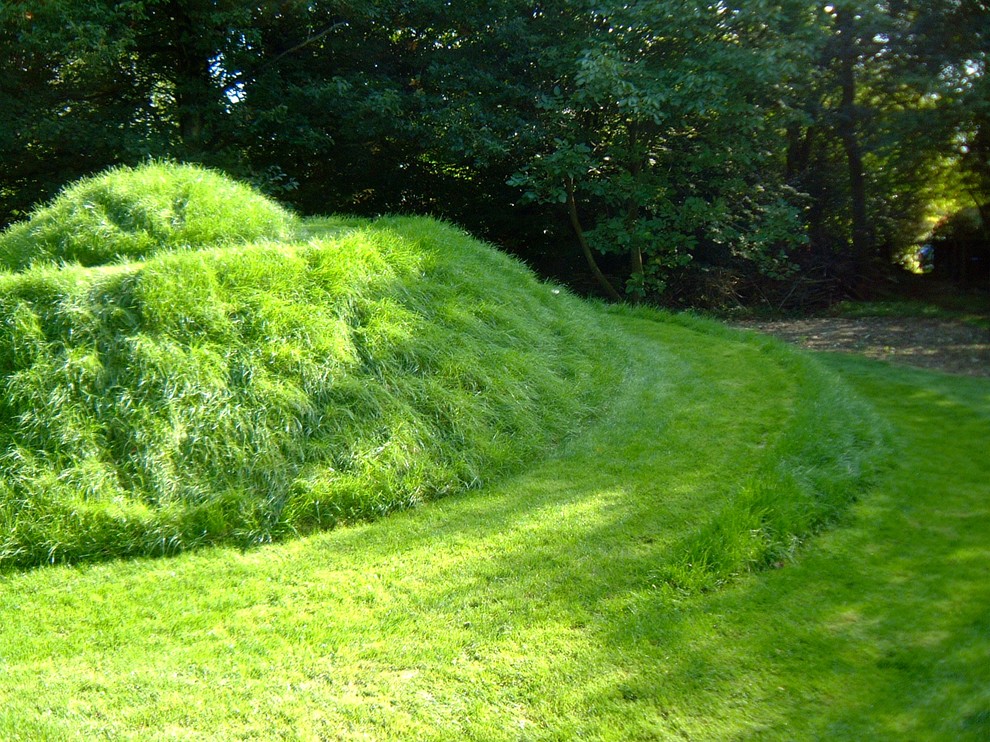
[0,313,981,740]
[0,162,298,270]
[645,312,891,593]
[0,164,617,568]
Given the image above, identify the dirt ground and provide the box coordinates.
[733,317,990,377]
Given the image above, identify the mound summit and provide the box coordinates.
[0,163,617,568]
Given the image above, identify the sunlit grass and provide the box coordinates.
[0,165,618,568]
[0,162,299,270]
[0,313,963,740]
[692,356,990,739]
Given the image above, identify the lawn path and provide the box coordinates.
[668,354,990,740]
[0,317,985,739]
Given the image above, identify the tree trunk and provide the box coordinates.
[625,121,644,300]
[167,1,216,154]
[629,242,644,281]
[834,6,872,277]
[565,178,622,301]
[785,123,815,185]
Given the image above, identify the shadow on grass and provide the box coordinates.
[574,355,990,739]
[4,319,981,739]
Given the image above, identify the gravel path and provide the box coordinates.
[733,317,990,377]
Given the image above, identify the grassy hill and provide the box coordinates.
[1,164,984,739]
[0,164,617,568]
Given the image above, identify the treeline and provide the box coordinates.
[1,1,986,305]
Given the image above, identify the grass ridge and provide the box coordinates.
[610,310,892,592]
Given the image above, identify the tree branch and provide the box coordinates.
[260,21,348,72]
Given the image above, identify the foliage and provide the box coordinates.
[780,1,988,283]
[0,1,986,305]
[506,1,808,298]
[0,165,617,568]
[927,204,990,284]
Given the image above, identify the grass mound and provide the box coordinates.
[0,162,298,271]
[0,167,618,569]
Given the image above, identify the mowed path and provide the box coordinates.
[0,316,986,739]
[696,354,990,739]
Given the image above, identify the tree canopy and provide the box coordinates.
[2,0,986,305]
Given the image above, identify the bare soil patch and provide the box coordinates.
[733,317,990,377]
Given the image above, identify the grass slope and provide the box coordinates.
[0,312,956,741]
[0,165,617,567]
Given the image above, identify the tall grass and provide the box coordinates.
[0,162,298,271]
[0,166,618,568]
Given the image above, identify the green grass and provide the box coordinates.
[710,355,990,739]
[4,310,972,740]
[0,165,617,567]
[638,312,889,594]
[0,165,985,738]
[0,162,298,270]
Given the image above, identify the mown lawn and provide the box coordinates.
[0,312,986,740]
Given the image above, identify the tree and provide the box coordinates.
[892,0,989,230]
[0,1,163,223]
[502,1,806,300]
[781,1,988,287]
[1,0,983,302]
